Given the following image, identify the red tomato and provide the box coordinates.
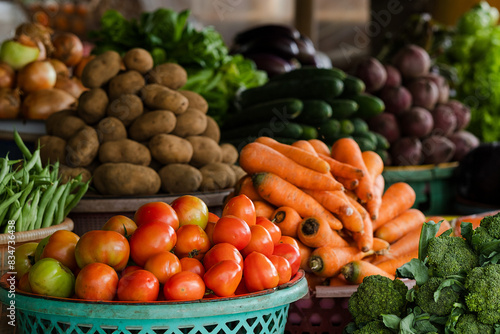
[75,263,118,301]
[212,215,251,250]
[243,252,279,292]
[117,269,159,302]
[180,257,205,277]
[170,195,209,229]
[208,212,219,223]
[74,230,129,271]
[134,202,179,230]
[144,251,181,284]
[278,235,300,250]
[222,194,256,226]
[102,215,137,237]
[174,225,210,260]
[163,271,205,301]
[205,221,216,246]
[121,265,142,277]
[203,243,243,271]
[273,243,301,276]
[256,216,282,245]
[129,221,177,266]
[268,254,292,286]
[38,230,80,272]
[204,260,242,297]
[234,279,249,295]
[241,224,274,258]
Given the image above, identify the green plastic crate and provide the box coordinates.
[382,162,459,216]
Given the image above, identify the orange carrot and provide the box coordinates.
[319,154,365,180]
[308,246,372,278]
[374,208,426,244]
[297,217,350,248]
[372,237,391,255]
[375,249,419,276]
[292,140,319,156]
[295,239,313,273]
[252,172,343,230]
[240,142,343,191]
[335,177,359,191]
[255,137,330,173]
[373,182,416,230]
[253,200,276,220]
[352,210,374,252]
[341,260,395,284]
[329,274,351,286]
[272,206,302,238]
[362,151,384,220]
[235,174,263,201]
[303,189,353,216]
[366,174,384,220]
[308,139,331,156]
[331,138,373,202]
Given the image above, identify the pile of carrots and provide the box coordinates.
[234,136,453,288]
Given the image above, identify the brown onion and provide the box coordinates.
[49,58,70,77]
[51,32,83,67]
[17,60,57,93]
[0,62,15,88]
[0,88,21,119]
[54,75,87,98]
[21,88,76,120]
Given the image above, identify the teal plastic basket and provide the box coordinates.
[0,271,307,334]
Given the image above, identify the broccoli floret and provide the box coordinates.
[353,320,392,334]
[471,226,496,252]
[464,264,500,324]
[348,275,408,326]
[426,234,478,277]
[414,277,461,316]
[455,313,494,333]
[479,212,500,238]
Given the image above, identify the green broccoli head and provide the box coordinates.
[414,277,461,316]
[426,235,478,277]
[479,212,500,239]
[471,226,496,253]
[465,263,500,324]
[348,275,408,326]
[353,320,392,334]
[454,313,494,334]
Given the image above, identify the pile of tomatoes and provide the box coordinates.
[13,194,301,302]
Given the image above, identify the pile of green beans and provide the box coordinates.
[0,131,90,233]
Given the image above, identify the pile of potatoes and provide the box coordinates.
[38,48,244,196]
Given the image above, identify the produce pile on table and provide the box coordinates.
[343,212,500,333]
[12,195,301,302]
[0,23,89,119]
[0,131,89,232]
[232,136,440,288]
[39,48,245,196]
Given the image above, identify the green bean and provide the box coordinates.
[0,205,8,230]
[13,150,40,180]
[19,192,34,232]
[33,181,59,230]
[0,171,15,197]
[64,181,90,218]
[55,181,72,224]
[0,191,21,219]
[0,157,9,184]
[50,161,60,182]
[41,183,67,228]
[18,180,34,209]
[13,130,43,174]
[11,201,22,232]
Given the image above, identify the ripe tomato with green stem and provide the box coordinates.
[102,215,137,237]
[37,230,80,272]
[174,224,210,260]
[180,257,205,277]
[14,242,38,280]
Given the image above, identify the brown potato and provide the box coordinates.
[201,116,220,143]
[172,108,207,138]
[99,139,151,166]
[81,50,122,88]
[158,163,202,194]
[65,125,99,167]
[123,48,154,74]
[220,143,238,164]
[45,109,76,135]
[106,94,144,126]
[95,116,127,143]
[148,63,187,90]
[58,165,92,184]
[108,70,146,101]
[186,136,223,168]
[199,162,236,191]
[129,110,176,142]
[140,84,188,115]
[39,135,66,165]
[179,90,208,114]
[148,134,193,165]
[77,88,109,124]
[93,163,161,196]
[50,115,87,140]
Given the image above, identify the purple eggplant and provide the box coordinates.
[235,36,300,60]
[244,53,293,77]
[234,24,301,45]
[295,35,316,64]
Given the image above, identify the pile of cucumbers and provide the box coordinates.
[221,67,390,159]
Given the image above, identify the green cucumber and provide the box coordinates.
[221,121,303,140]
[295,100,333,124]
[238,78,344,109]
[317,119,341,142]
[348,93,385,119]
[351,117,369,134]
[325,99,359,119]
[353,136,377,152]
[373,132,390,150]
[341,75,366,96]
[339,119,355,135]
[223,98,303,128]
[354,130,378,144]
[299,124,318,140]
[269,67,347,82]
